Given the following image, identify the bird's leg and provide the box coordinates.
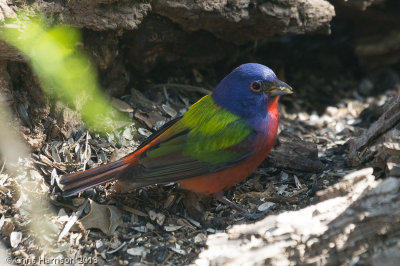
[214,191,248,213]
[213,191,269,220]
[274,136,281,147]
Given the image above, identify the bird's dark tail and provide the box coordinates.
[57,159,128,197]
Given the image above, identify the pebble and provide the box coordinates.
[194,233,207,244]
[127,247,145,256]
[257,202,275,212]
[10,231,22,248]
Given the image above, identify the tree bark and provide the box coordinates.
[198,168,400,265]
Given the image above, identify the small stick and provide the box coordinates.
[58,199,89,241]
[107,242,126,254]
[82,131,90,170]
[0,159,5,174]
[243,192,299,204]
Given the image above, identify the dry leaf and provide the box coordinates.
[2,220,14,237]
[111,97,134,113]
[164,225,183,232]
[257,202,275,212]
[79,199,122,235]
[127,247,146,256]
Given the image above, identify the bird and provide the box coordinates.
[57,63,293,218]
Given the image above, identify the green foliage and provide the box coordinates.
[1,13,129,133]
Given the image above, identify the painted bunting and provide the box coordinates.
[58,63,292,217]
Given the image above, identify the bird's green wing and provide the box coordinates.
[120,95,257,185]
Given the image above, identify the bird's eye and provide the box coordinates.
[250,81,262,93]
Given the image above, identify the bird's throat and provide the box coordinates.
[266,96,279,119]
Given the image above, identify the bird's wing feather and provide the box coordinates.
[119,95,257,185]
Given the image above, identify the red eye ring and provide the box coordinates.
[250,81,262,92]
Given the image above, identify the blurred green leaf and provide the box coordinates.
[1,13,130,133]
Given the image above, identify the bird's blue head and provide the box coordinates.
[212,63,292,123]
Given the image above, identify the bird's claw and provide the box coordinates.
[214,193,271,221]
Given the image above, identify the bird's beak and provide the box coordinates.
[267,80,293,96]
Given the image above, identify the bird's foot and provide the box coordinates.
[213,192,269,221]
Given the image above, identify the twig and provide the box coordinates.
[58,199,89,241]
[82,131,90,170]
[150,84,212,95]
[161,251,173,266]
[242,191,299,204]
[240,190,272,199]
[122,205,148,217]
[0,159,5,174]
[289,187,308,197]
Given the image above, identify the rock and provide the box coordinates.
[3,0,335,40]
[152,0,335,44]
[1,0,335,74]
[355,30,400,70]
[332,0,385,10]
[332,0,400,69]
[53,101,82,139]
[41,0,151,31]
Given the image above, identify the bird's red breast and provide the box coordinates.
[178,98,280,194]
